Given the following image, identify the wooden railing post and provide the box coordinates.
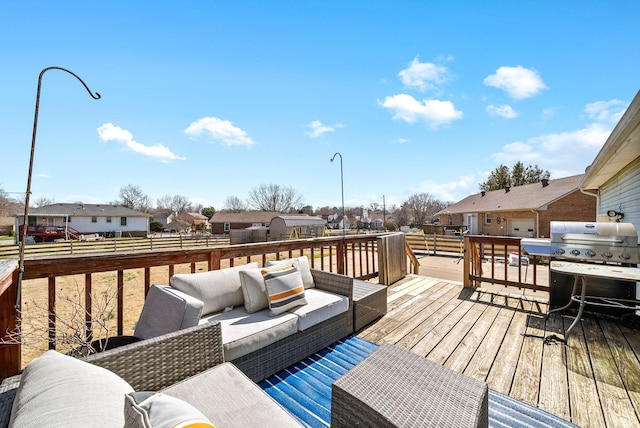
[337,241,345,275]
[0,260,20,380]
[463,237,472,287]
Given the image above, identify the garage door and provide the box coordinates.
[509,219,534,237]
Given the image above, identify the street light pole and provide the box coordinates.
[16,67,101,311]
[330,152,346,275]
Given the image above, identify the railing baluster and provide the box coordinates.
[85,273,92,343]
[117,270,124,336]
[48,277,55,350]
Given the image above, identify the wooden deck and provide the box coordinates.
[358,275,640,428]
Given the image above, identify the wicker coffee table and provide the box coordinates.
[332,344,488,427]
[352,280,387,331]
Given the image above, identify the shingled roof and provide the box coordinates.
[25,203,149,217]
[439,174,585,215]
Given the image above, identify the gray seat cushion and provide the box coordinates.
[202,308,299,361]
[162,362,302,428]
[287,288,349,331]
[134,285,204,340]
[9,350,134,428]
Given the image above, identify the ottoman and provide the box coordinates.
[332,344,488,427]
[352,280,387,331]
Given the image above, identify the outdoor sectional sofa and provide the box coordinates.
[0,258,355,426]
[143,256,354,381]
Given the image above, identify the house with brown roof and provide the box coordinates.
[209,212,310,234]
[581,90,640,231]
[437,174,596,238]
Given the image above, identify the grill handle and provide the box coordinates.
[560,236,625,244]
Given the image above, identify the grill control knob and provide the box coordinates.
[619,253,632,261]
[555,249,565,255]
[571,249,581,256]
[585,250,596,257]
[602,251,613,259]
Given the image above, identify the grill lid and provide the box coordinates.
[523,221,639,263]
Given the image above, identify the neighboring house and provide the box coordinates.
[437,175,596,238]
[269,215,327,240]
[580,90,640,232]
[167,211,209,232]
[150,209,173,228]
[209,211,294,234]
[14,203,150,241]
[326,213,351,230]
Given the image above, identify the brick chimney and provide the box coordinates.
[505,186,510,193]
[481,191,486,197]
[541,178,549,187]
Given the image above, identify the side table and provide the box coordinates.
[352,280,387,331]
[332,344,488,427]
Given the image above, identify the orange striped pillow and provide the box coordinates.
[262,264,307,316]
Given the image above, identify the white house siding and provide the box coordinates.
[599,156,640,242]
[69,216,148,234]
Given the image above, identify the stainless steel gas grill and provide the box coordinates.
[521,221,640,342]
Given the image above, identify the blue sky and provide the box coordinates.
[1,1,638,212]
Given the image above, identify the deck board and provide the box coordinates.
[357,274,640,427]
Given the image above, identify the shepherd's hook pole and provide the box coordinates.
[16,67,101,312]
[330,152,346,275]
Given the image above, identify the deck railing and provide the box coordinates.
[462,235,548,292]
[0,233,385,380]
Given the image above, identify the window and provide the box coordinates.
[106,216,112,223]
[224,223,230,232]
[120,217,127,226]
[91,216,97,223]
[485,213,492,224]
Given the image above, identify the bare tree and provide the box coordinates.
[405,193,447,226]
[248,184,303,212]
[156,194,192,213]
[33,196,54,208]
[223,196,248,212]
[0,185,10,216]
[118,184,152,212]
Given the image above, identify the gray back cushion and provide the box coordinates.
[170,263,258,316]
[9,350,133,428]
[134,285,204,340]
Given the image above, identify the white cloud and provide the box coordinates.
[486,104,518,119]
[305,120,344,138]
[483,66,547,99]
[184,117,255,147]
[413,175,477,202]
[36,173,52,178]
[489,100,624,175]
[97,123,186,162]
[379,94,463,129]
[584,99,627,122]
[393,138,410,144]
[398,56,450,91]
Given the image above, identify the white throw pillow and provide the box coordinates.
[239,268,269,313]
[124,391,215,428]
[266,256,315,289]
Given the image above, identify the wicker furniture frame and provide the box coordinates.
[352,279,387,331]
[332,344,489,428]
[230,268,354,382]
[0,322,224,427]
